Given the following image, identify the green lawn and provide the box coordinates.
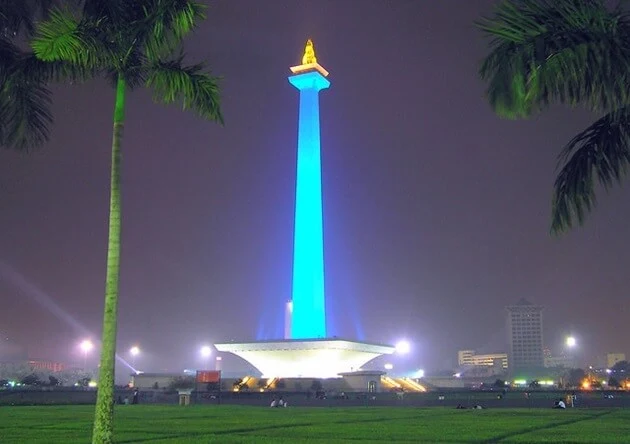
[1,405,629,443]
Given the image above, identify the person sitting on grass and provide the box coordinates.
[553,399,566,409]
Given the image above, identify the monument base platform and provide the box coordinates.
[215,338,395,378]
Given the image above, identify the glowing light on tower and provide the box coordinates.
[288,40,330,339]
[284,301,293,339]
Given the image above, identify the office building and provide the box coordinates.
[507,299,544,370]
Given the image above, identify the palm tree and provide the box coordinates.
[32,2,223,442]
[0,0,77,149]
[478,0,630,234]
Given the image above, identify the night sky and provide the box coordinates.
[1,0,628,375]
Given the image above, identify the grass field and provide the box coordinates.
[1,405,630,443]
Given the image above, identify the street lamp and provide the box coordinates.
[129,346,140,371]
[566,336,577,348]
[79,340,94,369]
[200,345,212,357]
[200,345,212,369]
[395,340,411,355]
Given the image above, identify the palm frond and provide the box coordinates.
[146,55,223,123]
[551,108,630,233]
[0,75,53,150]
[139,0,206,61]
[0,48,88,150]
[0,38,20,80]
[31,8,110,68]
[12,52,92,94]
[478,0,630,118]
[81,0,127,24]
[1,0,75,36]
[0,0,72,150]
[1,0,37,36]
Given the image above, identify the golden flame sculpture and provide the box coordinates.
[302,39,317,65]
[290,38,329,77]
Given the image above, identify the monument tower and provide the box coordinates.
[215,41,395,378]
[289,40,330,339]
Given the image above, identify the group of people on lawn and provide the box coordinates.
[270,397,288,408]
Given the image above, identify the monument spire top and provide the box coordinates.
[290,38,329,77]
[302,39,317,65]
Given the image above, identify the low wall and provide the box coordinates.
[2,388,629,409]
[0,388,179,406]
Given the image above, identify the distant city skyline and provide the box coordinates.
[2,295,625,375]
[1,0,629,376]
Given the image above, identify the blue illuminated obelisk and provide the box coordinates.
[288,40,330,339]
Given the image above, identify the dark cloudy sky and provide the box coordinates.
[1,0,628,376]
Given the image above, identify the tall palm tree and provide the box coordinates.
[32,2,223,442]
[478,0,630,234]
[0,0,78,149]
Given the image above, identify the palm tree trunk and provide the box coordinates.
[92,74,126,444]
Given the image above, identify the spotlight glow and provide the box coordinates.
[79,340,94,353]
[200,346,212,358]
[566,336,576,348]
[395,340,411,354]
[129,346,140,356]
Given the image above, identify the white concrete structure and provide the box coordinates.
[215,338,395,378]
[338,370,386,392]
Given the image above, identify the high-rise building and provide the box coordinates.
[506,299,544,370]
